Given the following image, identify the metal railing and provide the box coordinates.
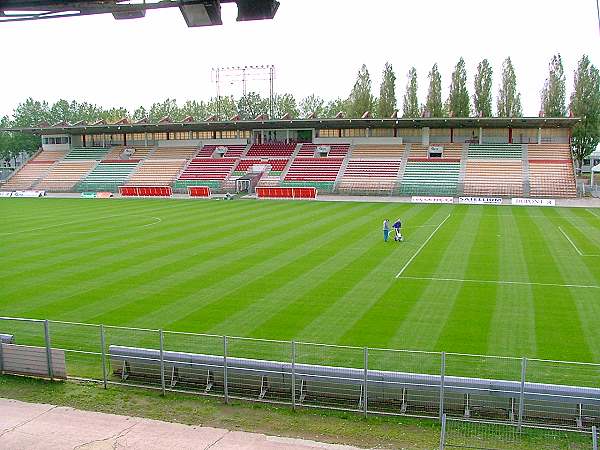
[440,414,598,449]
[1,316,599,434]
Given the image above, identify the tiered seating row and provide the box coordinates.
[247,143,296,157]
[529,160,576,198]
[468,143,522,159]
[399,162,461,196]
[297,144,350,157]
[104,146,126,159]
[127,159,186,186]
[36,161,97,191]
[234,158,288,174]
[527,143,571,160]
[151,147,198,159]
[65,147,109,160]
[342,159,401,180]
[339,159,402,194]
[409,143,463,160]
[2,162,55,190]
[464,161,523,196]
[351,145,404,158]
[179,158,237,181]
[77,162,139,192]
[32,149,68,162]
[198,144,247,158]
[284,158,343,182]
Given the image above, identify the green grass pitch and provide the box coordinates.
[1,198,600,367]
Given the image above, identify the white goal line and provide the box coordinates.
[395,214,451,279]
[397,275,600,290]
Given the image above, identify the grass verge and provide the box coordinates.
[0,375,592,449]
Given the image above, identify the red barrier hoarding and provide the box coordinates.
[119,186,172,197]
[188,186,211,198]
[255,187,316,199]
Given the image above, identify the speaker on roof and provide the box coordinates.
[179,0,222,27]
[236,0,279,21]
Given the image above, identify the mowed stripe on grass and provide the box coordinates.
[1,198,600,364]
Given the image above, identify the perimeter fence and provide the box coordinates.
[1,316,599,442]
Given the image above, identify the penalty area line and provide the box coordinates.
[558,226,584,256]
[395,214,451,279]
[397,275,600,290]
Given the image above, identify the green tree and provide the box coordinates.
[273,93,299,118]
[11,98,48,156]
[148,99,180,122]
[12,98,50,127]
[299,94,325,118]
[570,55,600,169]
[541,53,567,117]
[132,106,148,121]
[425,63,443,117]
[377,62,397,118]
[75,102,104,123]
[48,99,76,124]
[497,57,523,117]
[323,98,349,118]
[402,67,419,118]
[209,96,237,120]
[347,64,375,118]
[237,92,269,120]
[0,116,12,164]
[100,107,130,123]
[447,57,470,117]
[473,59,493,117]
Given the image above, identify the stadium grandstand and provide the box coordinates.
[1,116,578,198]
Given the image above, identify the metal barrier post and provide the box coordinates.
[518,357,527,432]
[363,347,368,418]
[593,425,598,450]
[291,340,296,411]
[223,336,229,404]
[44,320,54,381]
[0,332,4,374]
[159,329,165,396]
[439,413,446,450]
[439,352,446,420]
[100,325,107,389]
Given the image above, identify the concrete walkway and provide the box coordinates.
[0,398,360,450]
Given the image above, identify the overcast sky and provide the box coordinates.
[0,0,598,118]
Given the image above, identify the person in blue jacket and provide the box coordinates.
[393,218,403,242]
[383,219,390,242]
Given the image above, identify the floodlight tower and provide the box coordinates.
[212,65,275,120]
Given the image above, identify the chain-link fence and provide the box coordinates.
[440,415,598,449]
[1,316,599,434]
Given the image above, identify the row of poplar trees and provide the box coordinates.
[343,54,599,167]
[1,54,598,167]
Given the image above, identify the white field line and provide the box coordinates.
[69,216,163,234]
[0,212,142,236]
[395,214,451,279]
[142,217,162,228]
[397,275,600,290]
[1,202,183,236]
[558,226,584,256]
